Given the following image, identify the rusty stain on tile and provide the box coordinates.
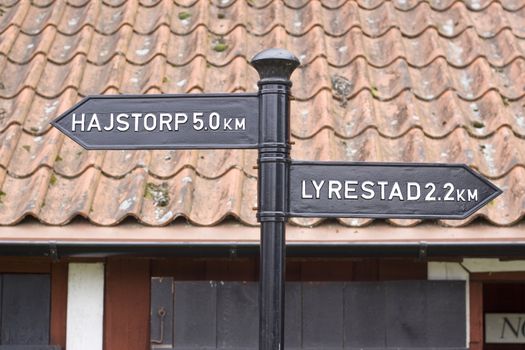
[0,0,523,228]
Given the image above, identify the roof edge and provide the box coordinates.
[0,221,525,257]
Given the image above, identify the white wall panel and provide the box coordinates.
[66,263,105,350]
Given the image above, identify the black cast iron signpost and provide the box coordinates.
[52,48,501,350]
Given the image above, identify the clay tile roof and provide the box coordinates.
[0,0,524,229]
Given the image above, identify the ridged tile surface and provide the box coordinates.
[0,0,524,227]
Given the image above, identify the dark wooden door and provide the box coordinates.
[151,280,467,350]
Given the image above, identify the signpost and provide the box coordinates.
[52,48,502,350]
[290,161,501,219]
[51,93,259,149]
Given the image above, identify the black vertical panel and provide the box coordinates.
[173,281,217,348]
[426,281,466,347]
[285,282,302,348]
[344,282,387,348]
[150,277,174,348]
[217,282,258,348]
[386,281,429,347]
[1,274,50,345]
[302,282,343,348]
[385,281,467,348]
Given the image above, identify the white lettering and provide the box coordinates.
[312,180,325,199]
[378,181,388,200]
[468,189,478,201]
[301,180,313,199]
[425,183,437,201]
[131,113,142,131]
[193,112,203,130]
[175,113,188,131]
[407,182,420,200]
[344,181,358,199]
[68,112,254,133]
[87,113,101,131]
[143,113,156,131]
[235,118,246,130]
[389,182,404,201]
[209,112,220,130]
[361,181,375,200]
[159,113,172,131]
[328,180,342,200]
[116,113,129,131]
[72,113,85,132]
[103,113,114,131]
[223,118,233,130]
[444,183,455,201]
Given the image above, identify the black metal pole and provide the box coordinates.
[251,49,299,350]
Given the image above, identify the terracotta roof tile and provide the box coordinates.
[38,167,100,225]
[127,26,170,64]
[24,88,78,134]
[163,1,525,38]
[5,27,53,64]
[87,27,129,65]
[96,1,138,35]
[79,57,125,95]
[0,124,21,169]
[103,0,127,7]
[101,150,150,177]
[54,137,103,177]
[49,27,93,64]
[0,56,46,98]
[56,1,99,36]
[134,0,173,34]
[69,0,91,6]
[163,56,207,91]
[120,55,167,93]
[0,0,524,229]
[89,167,147,225]
[0,167,5,193]
[292,127,524,177]
[290,90,525,139]
[0,89,35,132]
[6,127,60,177]
[19,1,64,35]
[38,56,86,98]
[0,2,28,34]
[0,167,50,225]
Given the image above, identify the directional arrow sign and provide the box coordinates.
[51,93,259,150]
[289,161,502,219]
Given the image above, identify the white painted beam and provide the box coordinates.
[428,262,469,280]
[462,258,525,273]
[66,263,105,350]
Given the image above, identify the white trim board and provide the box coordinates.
[66,263,105,350]
[462,258,525,273]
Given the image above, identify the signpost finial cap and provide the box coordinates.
[250,48,300,83]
